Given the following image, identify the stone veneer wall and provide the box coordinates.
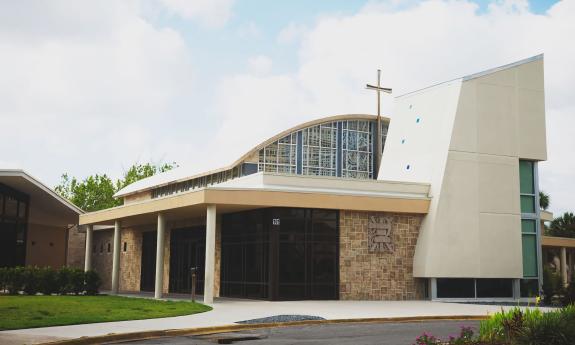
[91,229,113,290]
[339,210,425,300]
[65,226,86,269]
[90,218,222,296]
[119,228,143,292]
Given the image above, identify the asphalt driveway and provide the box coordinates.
[122,320,481,345]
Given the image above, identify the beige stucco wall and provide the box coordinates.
[26,223,67,268]
[383,56,546,279]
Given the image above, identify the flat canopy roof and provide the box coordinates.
[0,169,82,226]
[81,173,431,227]
[542,235,575,249]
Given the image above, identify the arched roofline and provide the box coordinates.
[230,113,388,168]
[115,114,389,198]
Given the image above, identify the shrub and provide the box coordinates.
[5,267,25,295]
[479,306,575,345]
[22,266,41,295]
[0,266,101,296]
[413,333,442,345]
[543,266,562,305]
[69,268,85,295]
[84,270,101,296]
[56,266,74,294]
[447,326,475,345]
[38,267,58,295]
[0,267,7,292]
[561,273,575,306]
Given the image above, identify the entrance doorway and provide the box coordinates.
[140,231,156,291]
[220,208,339,301]
[169,227,205,294]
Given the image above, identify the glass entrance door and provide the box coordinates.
[140,231,156,292]
[169,227,205,294]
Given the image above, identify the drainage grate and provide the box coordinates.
[195,332,266,344]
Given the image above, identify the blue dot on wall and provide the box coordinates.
[406,164,411,170]
[401,139,405,144]
[416,117,421,123]
[409,104,413,109]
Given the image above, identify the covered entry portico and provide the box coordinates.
[80,173,430,304]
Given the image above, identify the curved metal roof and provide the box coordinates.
[115,114,389,198]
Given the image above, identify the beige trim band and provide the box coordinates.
[541,235,575,248]
[80,188,430,225]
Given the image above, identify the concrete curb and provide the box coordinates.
[42,315,489,345]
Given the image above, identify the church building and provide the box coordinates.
[80,55,546,303]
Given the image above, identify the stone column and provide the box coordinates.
[84,225,93,272]
[155,213,166,299]
[111,220,121,294]
[561,247,568,287]
[204,204,216,304]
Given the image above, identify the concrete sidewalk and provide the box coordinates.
[0,299,542,344]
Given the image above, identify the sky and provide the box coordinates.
[0,0,573,214]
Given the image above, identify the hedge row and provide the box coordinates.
[0,266,101,295]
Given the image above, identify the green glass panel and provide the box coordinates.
[519,160,534,194]
[521,219,536,233]
[522,234,538,277]
[521,195,535,214]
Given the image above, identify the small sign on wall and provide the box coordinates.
[368,215,394,253]
[272,218,280,226]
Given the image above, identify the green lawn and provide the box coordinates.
[0,295,212,330]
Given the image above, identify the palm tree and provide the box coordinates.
[548,212,575,238]
[539,191,550,210]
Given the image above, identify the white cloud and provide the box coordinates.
[247,55,273,75]
[159,0,235,28]
[0,1,195,184]
[277,22,307,44]
[236,21,261,40]
[209,0,575,215]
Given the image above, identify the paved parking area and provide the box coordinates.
[122,320,481,345]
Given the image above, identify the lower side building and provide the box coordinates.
[0,169,84,269]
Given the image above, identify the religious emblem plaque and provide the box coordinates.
[368,215,394,253]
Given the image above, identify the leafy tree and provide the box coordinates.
[55,174,117,212]
[539,191,550,210]
[548,212,575,238]
[116,162,176,191]
[55,162,177,212]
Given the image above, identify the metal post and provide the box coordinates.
[190,267,197,302]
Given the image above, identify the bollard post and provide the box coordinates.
[190,267,197,302]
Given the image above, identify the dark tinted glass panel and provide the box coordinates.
[520,195,535,214]
[140,231,156,291]
[519,161,534,194]
[221,207,338,301]
[4,196,17,217]
[521,219,536,233]
[221,209,269,299]
[17,201,26,219]
[436,278,475,298]
[520,279,539,298]
[169,227,206,294]
[476,279,513,298]
[522,234,538,277]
